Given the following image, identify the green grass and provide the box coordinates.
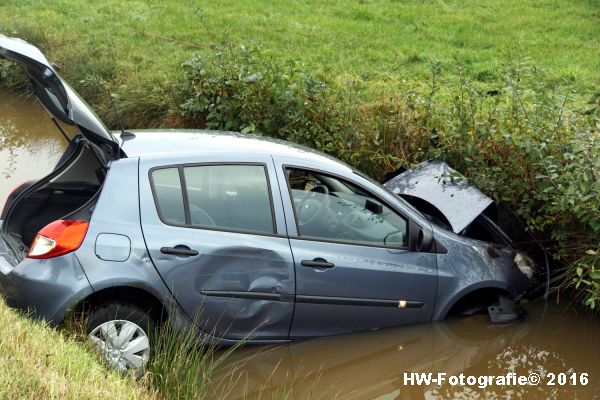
[0,0,598,106]
[0,297,256,400]
[0,299,156,400]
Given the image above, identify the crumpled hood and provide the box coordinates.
[384,161,493,234]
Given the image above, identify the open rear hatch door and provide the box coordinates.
[0,34,122,162]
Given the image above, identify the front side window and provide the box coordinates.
[287,168,408,248]
[151,164,275,235]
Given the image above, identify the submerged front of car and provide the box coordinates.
[384,161,541,320]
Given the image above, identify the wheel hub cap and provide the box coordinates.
[89,319,150,374]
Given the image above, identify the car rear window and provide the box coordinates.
[150,164,275,235]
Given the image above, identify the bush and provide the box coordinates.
[177,45,600,309]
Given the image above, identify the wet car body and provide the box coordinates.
[0,35,534,348]
[383,161,538,319]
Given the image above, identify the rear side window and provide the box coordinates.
[151,168,185,224]
[150,164,275,235]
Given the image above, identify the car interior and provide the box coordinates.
[287,168,408,248]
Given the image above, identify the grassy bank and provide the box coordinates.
[0,2,598,307]
[0,0,599,120]
[1,0,599,91]
[0,298,249,400]
[0,299,154,400]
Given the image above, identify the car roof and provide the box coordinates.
[117,129,433,228]
[118,129,349,168]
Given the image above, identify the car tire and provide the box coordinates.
[86,302,155,376]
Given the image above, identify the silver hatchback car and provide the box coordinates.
[0,36,536,373]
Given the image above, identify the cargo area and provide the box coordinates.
[0,139,105,260]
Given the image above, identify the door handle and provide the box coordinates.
[301,258,335,269]
[160,245,199,257]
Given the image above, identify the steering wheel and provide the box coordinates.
[383,229,406,247]
[297,183,330,226]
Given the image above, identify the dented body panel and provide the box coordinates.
[383,160,533,319]
[432,229,530,320]
[138,152,296,340]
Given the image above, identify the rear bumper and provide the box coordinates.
[0,253,93,325]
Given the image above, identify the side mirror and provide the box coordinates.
[416,228,434,252]
[409,220,434,253]
[365,199,383,215]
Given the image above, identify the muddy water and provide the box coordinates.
[218,302,600,400]
[0,89,67,203]
[1,89,599,400]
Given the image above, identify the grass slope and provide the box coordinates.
[0,0,598,99]
[0,299,154,400]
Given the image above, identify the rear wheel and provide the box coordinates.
[86,302,154,375]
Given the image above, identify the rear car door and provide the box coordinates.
[139,154,294,341]
[274,161,438,338]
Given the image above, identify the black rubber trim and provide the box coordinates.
[200,291,424,308]
[200,290,294,303]
[296,295,424,308]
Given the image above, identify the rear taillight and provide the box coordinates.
[27,220,89,259]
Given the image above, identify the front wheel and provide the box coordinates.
[86,302,154,375]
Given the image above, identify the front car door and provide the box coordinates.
[273,157,438,338]
[139,154,294,341]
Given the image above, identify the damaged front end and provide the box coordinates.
[384,161,546,322]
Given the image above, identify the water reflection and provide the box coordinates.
[217,302,599,399]
[0,89,66,202]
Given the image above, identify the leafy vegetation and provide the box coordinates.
[566,250,600,310]
[176,44,600,310]
[1,0,599,124]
